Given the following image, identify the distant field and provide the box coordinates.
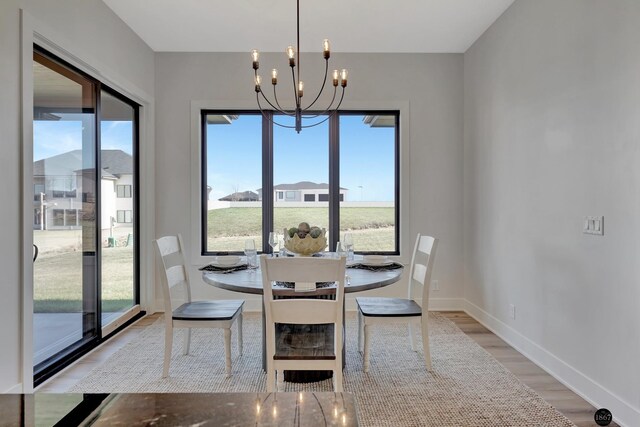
[207,207,395,252]
[34,245,134,313]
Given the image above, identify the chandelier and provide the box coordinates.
[251,0,348,133]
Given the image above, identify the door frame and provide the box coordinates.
[20,9,156,392]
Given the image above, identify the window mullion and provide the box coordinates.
[262,111,274,254]
[329,113,340,251]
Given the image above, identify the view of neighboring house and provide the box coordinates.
[218,190,259,201]
[33,149,133,230]
[257,181,348,203]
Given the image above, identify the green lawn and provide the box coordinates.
[34,246,134,313]
[207,207,395,252]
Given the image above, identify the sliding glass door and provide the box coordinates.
[32,51,98,369]
[99,89,138,330]
[32,48,139,381]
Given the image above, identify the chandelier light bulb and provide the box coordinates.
[286,45,296,67]
[298,81,304,97]
[332,69,339,87]
[323,39,331,59]
[340,69,348,87]
[271,69,278,85]
[251,49,260,69]
[254,75,262,92]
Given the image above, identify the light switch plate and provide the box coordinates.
[583,216,604,235]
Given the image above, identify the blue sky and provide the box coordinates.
[34,116,134,162]
[206,114,395,201]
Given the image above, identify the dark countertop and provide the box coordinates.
[3,392,358,427]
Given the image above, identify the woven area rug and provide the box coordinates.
[69,313,574,426]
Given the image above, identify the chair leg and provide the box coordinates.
[421,316,432,371]
[276,370,285,392]
[266,361,275,392]
[237,313,243,355]
[224,328,232,377]
[358,310,364,353]
[363,324,371,373]
[183,328,191,355]
[333,367,343,392]
[163,324,173,378]
[408,320,416,352]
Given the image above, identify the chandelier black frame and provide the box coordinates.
[251,0,348,133]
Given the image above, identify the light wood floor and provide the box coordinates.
[37,311,613,427]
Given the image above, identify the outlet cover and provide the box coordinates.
[509,304,516,320]
[432,280,439,291]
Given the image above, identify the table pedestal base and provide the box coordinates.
[277,323,335,383]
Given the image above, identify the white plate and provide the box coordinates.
[361,255,392,266]
[211,256,243,268]
[361,260,395,267]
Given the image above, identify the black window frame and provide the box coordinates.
[201,109,400,256]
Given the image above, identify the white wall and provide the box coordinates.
[155,52,464,311]
[0,0,154,392]
[463,0,640,424]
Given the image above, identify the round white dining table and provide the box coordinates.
[201,256,404,296]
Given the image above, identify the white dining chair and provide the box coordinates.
[260,255,347,392]
[155,234,244,378]
[356,234,438,372]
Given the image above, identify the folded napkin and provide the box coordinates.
[347,262,404,271]
[199,263,249,273]
[275,281,335,289]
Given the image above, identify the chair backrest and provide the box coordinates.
[260,255,347,326]
[155,234,192,315]
[407,234,438,309]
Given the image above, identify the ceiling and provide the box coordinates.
[102,0,515,53]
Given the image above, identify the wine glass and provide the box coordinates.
[268,232,278,256]
[343,233,354,261]
[244,239,257,268]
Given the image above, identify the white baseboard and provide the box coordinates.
[463,300,639,427]
[427,297,465,311]
[4,383,23,393]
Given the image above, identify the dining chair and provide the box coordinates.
[260,255,347,392]
[356,234,438,372]
[155,234,244,378]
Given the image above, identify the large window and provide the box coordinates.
[202,111,399,255]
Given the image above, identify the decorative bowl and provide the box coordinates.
[284,229,327,256]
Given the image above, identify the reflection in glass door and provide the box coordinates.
[100,89,137,329]
[32,51,98,368]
